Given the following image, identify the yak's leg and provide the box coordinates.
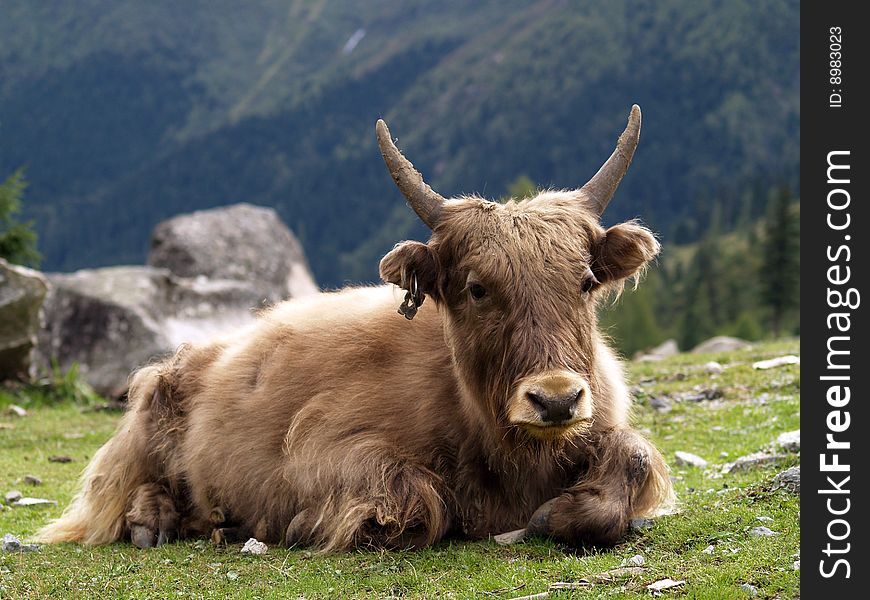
[284,398,453,551]
[357,464,450,550]
[527,429,672,547]
[283,463,451,552]
[126,483,180,548]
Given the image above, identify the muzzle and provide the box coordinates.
[508,370,593,437]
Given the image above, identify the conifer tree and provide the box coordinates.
[0,169,40,266]
[759,186,799,337]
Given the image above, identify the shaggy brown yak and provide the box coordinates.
[38,105,673,552]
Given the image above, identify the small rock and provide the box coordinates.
[494,528,527,545]
[226,570,239,581]
[753,355,800,370]
[649,396,672,413]
[793,560,800,570]
[2,533,20,552]
[773,466,800,493]
[740,583,758,596]
[619,554,645,567]
[722,452,786,473]
[5,491,22,504]
[11,497,58,507]
[675,451,708,468]
[630,518,655,531]
[777,430,800,452]
[749,526,779,537]
[6,405,27,418]
[704,361,724,374]
[2,533,39,553]
[240,537,268,555]
[646,578,685,592]
[719,451,729,458]
[23,475,42,486]
[756,516,773,523]
[48,455,74,463]
[702,545,714,554]
[691,336,751,354]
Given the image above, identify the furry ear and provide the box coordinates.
[591,222,660,284]
[379,241,440,297]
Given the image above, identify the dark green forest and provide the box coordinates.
[601,185,800,355]
[1,0,799,353]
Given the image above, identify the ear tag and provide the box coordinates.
[397,271,424,320]
[398,291,419,320]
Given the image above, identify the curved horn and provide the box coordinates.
[376,119,445,229]
[580,104,642,217]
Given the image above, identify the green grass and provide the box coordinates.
[1,340,800,599]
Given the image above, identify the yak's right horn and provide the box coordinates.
[376,119,445,229]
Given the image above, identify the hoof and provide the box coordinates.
[126,483,179,548]
[131,525,157,548]
[211,527,243,545]
[526,497,558,536]
[284,510,311,547]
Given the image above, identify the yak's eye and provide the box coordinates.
[469,283,487,301]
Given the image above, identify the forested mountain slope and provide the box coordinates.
[0,0,799,285]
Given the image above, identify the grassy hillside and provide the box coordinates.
[0,0,799,285]
[1,340,799,598]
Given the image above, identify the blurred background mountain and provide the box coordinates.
[0,0,799,355]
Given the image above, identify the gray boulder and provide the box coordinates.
[37,266,263,397]
[149,204,318,302]
[634,339,679,362]
[691,336,751,354]
[37,204,319,396]
[0,259,49,381]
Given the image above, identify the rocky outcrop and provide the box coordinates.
[37,204,319,396]
[634,339,678,362]
[0,259,48,381]
[149,204,318,302]
[37,267,268,397]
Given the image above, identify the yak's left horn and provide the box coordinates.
[376,119,445,229]
[579,104,642,217]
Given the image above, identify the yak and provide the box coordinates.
[38,105,673,552]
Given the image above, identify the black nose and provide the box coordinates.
[526,388,582,423]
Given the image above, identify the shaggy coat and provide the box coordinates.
[38,111,673,552]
